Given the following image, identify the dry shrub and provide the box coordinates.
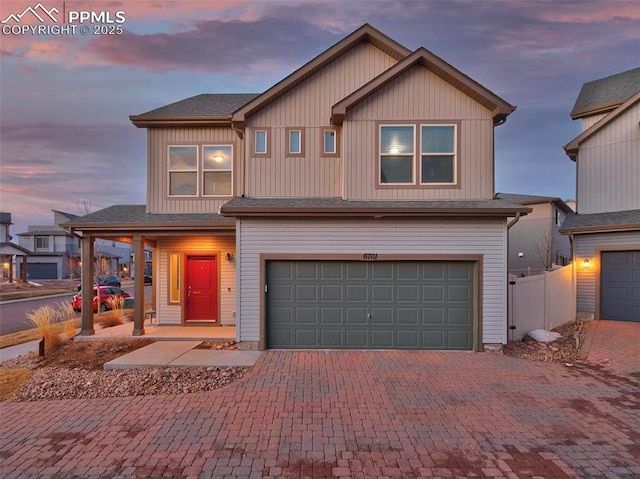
[106,295,125,311]
[0,369,32,401]
[26,305,67,353]
[96,311,124,328]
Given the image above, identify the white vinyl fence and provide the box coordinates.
[507,264,575,341]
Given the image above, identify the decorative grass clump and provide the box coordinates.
[26,304,69,353]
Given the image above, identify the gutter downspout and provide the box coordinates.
[507,212,521,230]
[505,212,521,342]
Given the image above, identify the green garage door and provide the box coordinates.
[266,260,475,350]
[601,251,640,322]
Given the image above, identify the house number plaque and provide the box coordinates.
[362,253,378,260]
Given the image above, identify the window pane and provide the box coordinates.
[204,171,232,196]
[381,156,413,183]
[169,253,180,303]
[255,131,266,154]
[170,172,197,195]
[169,146,197,170]
[289,131,301,153]
[422,126,454,153]
[381,126,414,154]
[203,146,232,170]
[422,155,454,183]
[324,130,335,153]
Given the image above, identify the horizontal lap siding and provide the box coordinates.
[574,231,640,314]
[344,66,494,200]
[245,42,398,197]
[157,236,236,325]
[238,219,507,344]
[148,128,241,214]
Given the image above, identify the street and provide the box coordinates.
[0,285,151,336]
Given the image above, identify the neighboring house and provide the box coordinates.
[497,193,573,276]
[17,210,82,279]
[65,24,530,350]
[561,67,640,322]
[0,212,30,282]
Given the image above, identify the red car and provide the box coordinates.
[71,286,131,313]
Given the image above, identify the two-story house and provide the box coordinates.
[17,210,82,279]
[497,193,573,276]
[561,67,640,322]
[66,25,530,350]
[0,212,30,282]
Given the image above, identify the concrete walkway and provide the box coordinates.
[1,321,638,478]
[104,341,262,369]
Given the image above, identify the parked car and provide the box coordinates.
[97,275,121,287]
[71,286,131,313]
[144,274,152,285]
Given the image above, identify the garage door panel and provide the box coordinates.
[601,251,640,322]
[267,260,475,349]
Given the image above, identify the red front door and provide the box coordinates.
[185,255,218,322]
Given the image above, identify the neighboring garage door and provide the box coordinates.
[266,260,475,350]
[600,251,640,322]
[25,263,57,279]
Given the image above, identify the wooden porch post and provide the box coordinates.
[132,234,145,336]
[21,255,27,282]
[80,236,95,336]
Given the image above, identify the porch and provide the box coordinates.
[74,319,237,342]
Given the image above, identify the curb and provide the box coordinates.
[577,319,598,361]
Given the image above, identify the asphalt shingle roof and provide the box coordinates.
[496,193,573,212]
[571,67,640,118]
[63,205,234,228]
[134,93,260,118]
[560,209,640,232]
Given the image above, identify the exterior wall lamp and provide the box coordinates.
[225,252,233,261]
[583,258,590,268]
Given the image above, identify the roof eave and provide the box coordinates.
[129,115,232,128]
[65,222,235,232]
[560,223,640,235]
[221,206,531,218]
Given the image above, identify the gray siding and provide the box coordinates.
[344,66,494,200]
[577,103,640,214]
[574,231,640,316]
[237,218,508,345]
[147,127,242,214]
[245,41,398,198]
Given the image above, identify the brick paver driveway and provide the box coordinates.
[1,321,639,478]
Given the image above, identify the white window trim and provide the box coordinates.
[202,144,233,197]
[255,130,267,155]
[35,236,49,251]
[323,129,336,155]
[289,129,302,154]
[419,124,457,185]
[168,145,199,197]
[379,124,416,185]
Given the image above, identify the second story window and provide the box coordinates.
[421,125,456,184]
[169,146,198,196]
[380,125,414,184]
[324,130,336,154]
[203,146,232,196]
[35,236,49,251]
[255,130,267,155]
[286,127,305,156]
[168,145,232,197]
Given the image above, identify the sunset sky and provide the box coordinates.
[1,0,638,235]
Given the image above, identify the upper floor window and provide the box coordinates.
[255,130,267,155]
[379,123,457,186]
[35,236,49,251]
[286,127,305,156]
[203,146,233,196]
[380,125,414,184]
[421,125,455,184]
[168,145,232,197]
[324,130,336,154]
[169,146,198,196]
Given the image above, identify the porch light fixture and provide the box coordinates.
[225,252,233,261]
[583,258,590,268]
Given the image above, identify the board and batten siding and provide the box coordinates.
[245,41,398,197]
[157,236,236,326]
[577,103,640,214]
[344,66,495,200]
[147,127,243,214]
[574,231,640,316]
[237,218,508,345]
